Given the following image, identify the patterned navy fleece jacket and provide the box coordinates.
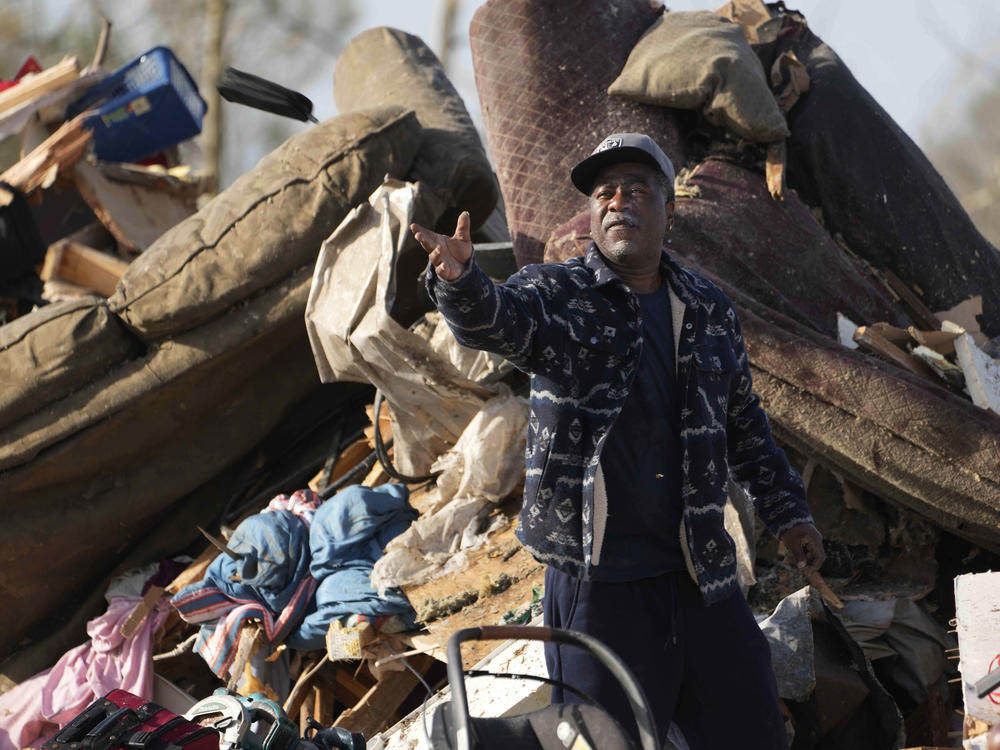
[427,244,813,604]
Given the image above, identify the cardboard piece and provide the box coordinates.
[954,333,1000,415]
[955,571,1000,724]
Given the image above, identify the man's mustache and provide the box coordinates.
[603,212,638,231]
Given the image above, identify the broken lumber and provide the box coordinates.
[40,239,129,297]
[881,269,941,331]
[0,57,80,116]
[909,327,960,357]
[332,654,434,738]
[119,585,165,639]
[853,325,938,382]
[0,114,91,201]
[72,161,200,255]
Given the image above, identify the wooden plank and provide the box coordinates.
[332,654,434,737]
[334,665,373,702]
[908,327,960,357]
[0,57,80,116]
[882,268,940,331]
[868,321,912,347]
[40,240,129,297]
[119,585,164,638]
[853,325,938,383]
[299,692,313,736]
[313,673,336,727]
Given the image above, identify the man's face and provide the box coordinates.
[588,161,671,268]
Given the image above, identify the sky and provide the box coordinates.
[8,0,998,182]
[321,0,1000,157]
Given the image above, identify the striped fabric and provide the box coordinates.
[171,508,316,677]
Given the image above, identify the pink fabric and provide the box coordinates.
[0,596,169,750]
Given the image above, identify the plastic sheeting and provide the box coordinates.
[306,179,529,591]
[757,585,818,702]
[838,598,952,707]
[305,179,509,476]
[371,391,529,594]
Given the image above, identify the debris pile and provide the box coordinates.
[0,1,998,749]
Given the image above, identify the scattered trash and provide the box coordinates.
[0,2,998,749]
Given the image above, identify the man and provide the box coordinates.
[411,133,824,749]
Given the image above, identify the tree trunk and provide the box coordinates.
[201,0,227,192]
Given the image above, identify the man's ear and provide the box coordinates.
[666,199,675,227]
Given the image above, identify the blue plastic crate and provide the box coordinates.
[67,46,206,163]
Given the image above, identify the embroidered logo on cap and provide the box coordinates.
[597,137,623,152]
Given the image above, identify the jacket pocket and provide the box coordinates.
[692,337,739,374]
[691,339,739,423]
[565,315,633,357]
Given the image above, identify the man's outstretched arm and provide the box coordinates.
[410,211,548,372]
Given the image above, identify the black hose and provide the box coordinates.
[372,389,439,484]
[319,448,379,499]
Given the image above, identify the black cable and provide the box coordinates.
[319,448,379,499]
[372,389,439,484]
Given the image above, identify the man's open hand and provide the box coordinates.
[410,210,473,281]
[779,522,825,573]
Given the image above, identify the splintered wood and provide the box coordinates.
[332,654,435,738]
[72,161,201,255]
[853,324,939,382]
[0,57,81,116]
[0,114,92,201]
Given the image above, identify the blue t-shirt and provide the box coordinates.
[593,282,685,580]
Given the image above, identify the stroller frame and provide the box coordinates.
[435,624,659,750]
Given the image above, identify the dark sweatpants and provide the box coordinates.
[543,567,787,750]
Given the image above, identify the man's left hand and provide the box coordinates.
[779,523,825,573]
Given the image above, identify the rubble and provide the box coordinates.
[0,1,999,749]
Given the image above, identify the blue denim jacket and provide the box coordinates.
[428,244,813,604]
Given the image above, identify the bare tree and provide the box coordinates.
[0,0,356,186]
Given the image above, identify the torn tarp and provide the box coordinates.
[371,390,529,593]
[305,178,510,476]
[306,179,529,589]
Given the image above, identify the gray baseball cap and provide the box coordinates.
[570,133,676,195]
